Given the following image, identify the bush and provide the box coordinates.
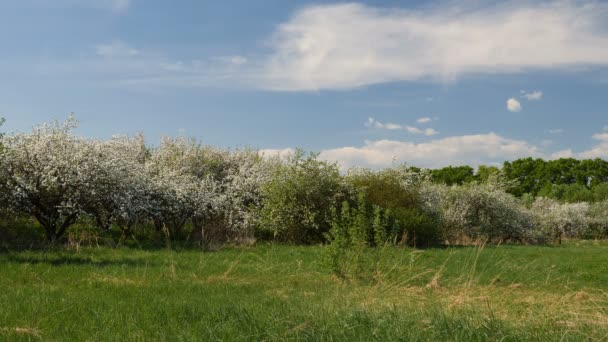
[587,200,608,238]
[531,197,590,243]
[258,150,344,244]
[345,166,442,246]
[439,184,536,243]
[323,195,394,279]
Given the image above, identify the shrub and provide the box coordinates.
[323,196,394,279]
[587,200,608,238]
[345,166,442,246]
[439,184,536,244]
[531,197,590,243]
[258,150,343,244]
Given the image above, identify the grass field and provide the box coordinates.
[1,241,607,341]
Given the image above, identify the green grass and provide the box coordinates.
[1,241,607,341]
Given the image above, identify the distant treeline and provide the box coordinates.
[426,158,608,202]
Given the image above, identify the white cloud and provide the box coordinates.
[95,41,139,58]
[592,132,608,142]
[33,40,259,89]
[550,132,608,159]
[405,126,439,136]
[365,117,401,130]
[366,117,438,136]
[550,149,574,159]
[507,98,522,112]
[263,130,608,170]
[549,128,564,134]
[260,1,608,90]
[30,2,608,92]
[576,133,608,159]
[319,133,542,169]
[523,90,543,101]
[416,117,433,124]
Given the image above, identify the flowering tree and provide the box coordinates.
[531,197,590,243]
[588,200,608,238]
[220,149,274,241]
[0,117,92,241]
[439,183,535,243]
[146,138,200,238]
[79,135,151,232]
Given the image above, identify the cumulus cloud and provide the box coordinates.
[260,1,608,90]
[523,90,543,101]
[263,130,608,170]
[576,132,608,159]
[539,132,608,160]
[319,133,542,169]
[507,98,522,112]
[365,117,438,136]
[550,149,574,159]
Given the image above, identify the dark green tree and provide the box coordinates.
[431,165,475,185]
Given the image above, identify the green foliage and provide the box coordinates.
[475,165,500,182]
[503,157,608,197]
[258,150,344,243]
[431,165,475,185]
[345,167,442,246]
[537,181,608,203]
[323,196,396,279]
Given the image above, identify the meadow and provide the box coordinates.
[1,241,607,341]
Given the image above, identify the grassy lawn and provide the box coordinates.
[1,241,607,341]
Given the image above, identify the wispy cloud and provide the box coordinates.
[32,41,258,89]
[95,41,139,58]
[507,98,522,112]
[99,0,130,12]
[259,1,608,91]
[365,117,438,136]
[548,128,564,134]
[26,1,608,92]
[522,90,543,101]
[53,0,132,12]
[416,117,435,124]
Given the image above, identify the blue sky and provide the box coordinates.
[1,0,608,169]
